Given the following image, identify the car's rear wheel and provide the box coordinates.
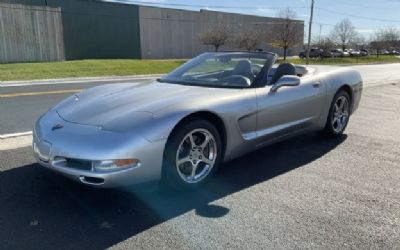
[162,119,222,190]
[323,90,351,137]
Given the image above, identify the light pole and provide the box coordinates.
[306,0,315,65]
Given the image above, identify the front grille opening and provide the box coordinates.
[65,158,92,171]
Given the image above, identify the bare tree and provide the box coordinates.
[234,29,264,51]
[351,35,367,50]
[330,19,358,51]
[370,27,400,57]
[381,26,400,49]
[199,23,232,52]
[314,37,334,60]
[370,30,385,58]
[272,8,303,60]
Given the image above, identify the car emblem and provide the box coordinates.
[52,124,63,131]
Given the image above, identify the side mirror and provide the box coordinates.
[270,75,300,93]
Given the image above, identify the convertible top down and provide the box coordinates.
[33,51,362,189]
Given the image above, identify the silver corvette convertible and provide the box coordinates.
[33,52,362,189]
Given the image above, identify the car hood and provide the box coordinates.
[55,81,224,127]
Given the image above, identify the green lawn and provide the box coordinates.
[0,59,185,81]
[1,55,399,82]
[277,55,400,65]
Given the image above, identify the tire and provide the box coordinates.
[323,90,351,137]
[162,118,222,190]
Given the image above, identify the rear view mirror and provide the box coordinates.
[270,75,300,93]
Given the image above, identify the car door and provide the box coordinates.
[255,76,326,144]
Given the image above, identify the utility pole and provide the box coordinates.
[306,0,315,65]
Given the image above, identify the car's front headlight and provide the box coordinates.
[93,159,141,172]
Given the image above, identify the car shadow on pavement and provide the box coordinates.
[0,133,347,249]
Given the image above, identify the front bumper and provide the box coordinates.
[33,110,166,188]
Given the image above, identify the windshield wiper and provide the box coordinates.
[157,78,190,86]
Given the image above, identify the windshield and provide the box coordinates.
[160,52,276,88]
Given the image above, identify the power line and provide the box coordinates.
[103,0,308,10]
[0,4,302,24]
[316,0,379,9]
[313,21,373,31]
[313,21,335,27]
[106,1,395,31]
[1,1,389,37]
[108,0,400,24]
[316,7,400,23]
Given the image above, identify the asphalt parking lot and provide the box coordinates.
[1,64,400,249]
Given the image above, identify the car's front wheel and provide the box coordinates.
[323,90,351,136]
[162,119,222,190]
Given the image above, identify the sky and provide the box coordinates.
[107,0,400,39]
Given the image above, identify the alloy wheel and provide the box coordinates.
[175,128,217,184]
[332,96,350,133]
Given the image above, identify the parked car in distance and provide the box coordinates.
[321,50,333,58]
[381,49,390,55]
[348,49,361,57]
[331,49,349,57]
[389,50,400,55]
[299,48,323,59]
[342,49,351,57]
[360,49,369,56]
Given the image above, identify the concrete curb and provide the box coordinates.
[0,131,33,139]
[0,74,165,87]
[0,134,33,151]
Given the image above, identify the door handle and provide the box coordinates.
[312,82,321,88]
